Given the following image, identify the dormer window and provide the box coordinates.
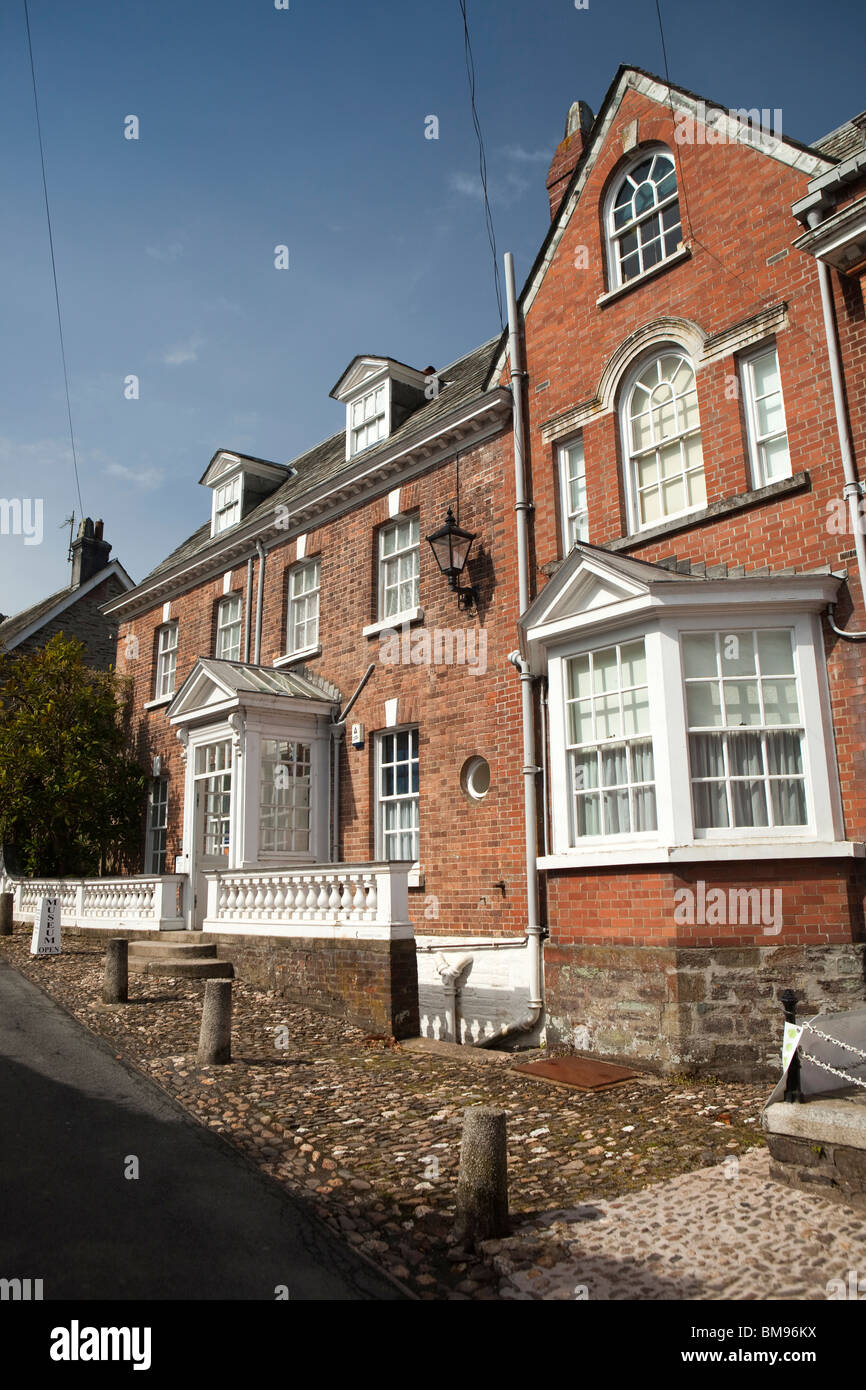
[200,451,294,539]
[213,476,241,534]
[330,356,430,462]
[351,384,388,455]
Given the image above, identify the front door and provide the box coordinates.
[191,739,232,929]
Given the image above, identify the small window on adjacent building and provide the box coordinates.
[558,438,589,551]
[740,344,791,488]
[215,594,242,662]
[146,778,168,874]
[155,622,178,700]
[212,475,241,534]
[379,516,420,620]
[259,739,312,854]
[351,384,388,456]
[287,560,321,655]
[377,728,420,861]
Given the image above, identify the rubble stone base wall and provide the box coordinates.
[766,1132,866,1212]
[544,942,866,1079]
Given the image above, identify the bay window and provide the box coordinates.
[683,629,806,831]
[525,549,845,866]
[259,739,312,854]
[565,639,657,838]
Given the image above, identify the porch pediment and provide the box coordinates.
[168,658,341,725]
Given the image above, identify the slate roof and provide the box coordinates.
[0,583,79,648]
[812,114,866,163]
[0,563,132,650]
[138,335,501,589]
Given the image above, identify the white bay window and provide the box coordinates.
[522,548,848,868]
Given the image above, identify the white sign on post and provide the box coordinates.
[30,895,61,956]
[781,1021,803,1072]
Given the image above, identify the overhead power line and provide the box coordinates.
[23,0,84,518]
[458,0,504,332]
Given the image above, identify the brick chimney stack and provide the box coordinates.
[70,517,111,587]
[545,100,594,221]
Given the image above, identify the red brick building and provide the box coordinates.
[101,67,866,1075]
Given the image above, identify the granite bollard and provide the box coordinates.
[102,938,128,1004]
[0,892,12,937]
[454,1105,510,1246]
[198,978,232,1064]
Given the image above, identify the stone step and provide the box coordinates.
[129,958,234,980]
[128,941,217,960]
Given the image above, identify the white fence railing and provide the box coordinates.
[204,862,411,938]
[0,875,185,931]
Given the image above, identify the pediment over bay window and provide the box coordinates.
[520,546,856,868]
[200,451,294,538]
[330,356,431,461]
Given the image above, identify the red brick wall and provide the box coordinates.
[507,86,866,952]
[117,432,532,939]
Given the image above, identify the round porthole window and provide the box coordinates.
[461,756,491,801]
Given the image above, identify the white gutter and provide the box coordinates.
[807,208,866,639]
[475,252,544,1049]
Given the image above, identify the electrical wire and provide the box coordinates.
[23,0,84,518]
[458,0,504,332]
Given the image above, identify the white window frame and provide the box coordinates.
[621,349,706,535]
[544,611,843,866]
[215,594,243,662]
[378,515,420,622]
[604,145,682,291]
[286,560,321,656]
[155,622,178,700]
[558,437,589,552]
[740,342,791,488]
[258,738,313,856]
[211,474,242,536]
[146,777,168,874]
[375,726,420,863]
[347,380,390,458]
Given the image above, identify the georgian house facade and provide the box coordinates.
[15,64,859,1074]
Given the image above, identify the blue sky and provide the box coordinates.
[1,0,863,612]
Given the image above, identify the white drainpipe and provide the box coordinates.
[807,208,866,639]
[474,252,544,1048]
[253,539,266,663]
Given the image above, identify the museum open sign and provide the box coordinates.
[30,896,61,956]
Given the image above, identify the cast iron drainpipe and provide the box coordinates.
[474,650,544,1048]
[329,663,376,862]
[807,208,866,640]
[471,250,545,1051]
[253,539,266,664]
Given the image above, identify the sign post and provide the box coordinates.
[30,896,61,957]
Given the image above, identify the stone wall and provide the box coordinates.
[544,941,866,1079]
[764,1098,866,1212]
[62,924,419,1039]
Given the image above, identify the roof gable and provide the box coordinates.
[486,64,834,387]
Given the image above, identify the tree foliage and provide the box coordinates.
[0,634,146,877]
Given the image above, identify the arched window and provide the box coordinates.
[623,351,705,531]
[607,148,681,287]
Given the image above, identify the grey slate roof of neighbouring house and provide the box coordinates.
[137,335,503,588]
[0,560,135,653]
[812,113,866,163]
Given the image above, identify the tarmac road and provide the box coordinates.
[0,960,402,1300]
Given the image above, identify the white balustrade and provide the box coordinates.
[3,875,185,930]
[204,863,409,932]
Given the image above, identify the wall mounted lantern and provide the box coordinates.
[426,507,477,609]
